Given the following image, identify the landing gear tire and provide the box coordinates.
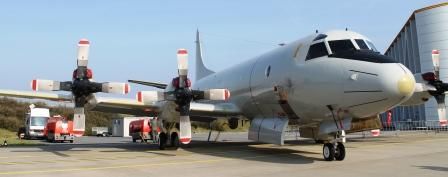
[334,142,346,161]
[171,132,180,150]
[158,132,167,150]
[323,143,335,161]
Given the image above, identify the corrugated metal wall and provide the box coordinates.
[416,5,448,122]
[384,5,448,123]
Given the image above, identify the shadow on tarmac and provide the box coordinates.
[415,165,448,172]
[8,139,322,164]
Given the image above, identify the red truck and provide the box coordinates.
[45,116,75,143]
[129,118,159,143]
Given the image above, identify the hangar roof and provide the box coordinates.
[384,2,448,54]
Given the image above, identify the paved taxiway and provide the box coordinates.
[0,132,447,177]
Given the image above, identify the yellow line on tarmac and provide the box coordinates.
[0,155,268,175]
[0,162,19,165]
[0,151,157,160]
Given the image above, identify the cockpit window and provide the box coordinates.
[355,39,369,50]
[306,42,328,60]
[366,41,378,52]
[328,40,356,54]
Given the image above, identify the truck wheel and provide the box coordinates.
[70,140,74,143]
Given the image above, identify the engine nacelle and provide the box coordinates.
[102,82,130,94]
[248,117,289,145]
[137,91,165,104]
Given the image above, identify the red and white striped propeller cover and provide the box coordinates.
[30,79,60,91]
[136,91,165,104]
[101,83,130,94]
[204,89,230,101]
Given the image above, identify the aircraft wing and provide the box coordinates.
[0,89,72,101]
[93,98,241,120]
[0,89,240,119]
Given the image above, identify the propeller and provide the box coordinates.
[134,49,230,144]
[30,39,130,132]
[421,50,448,127]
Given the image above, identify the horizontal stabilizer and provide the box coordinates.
[128,80,167,89]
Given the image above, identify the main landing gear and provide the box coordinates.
[322,131,346,161]
[158,132,180,150]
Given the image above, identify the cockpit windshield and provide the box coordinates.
[328,40,356,54]
[366,41,378,52]
[305,42,328,60]
[355,39,369,50]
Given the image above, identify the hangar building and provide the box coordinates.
[383,2,448,126]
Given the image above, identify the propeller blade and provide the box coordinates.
[101,82,130,94]
[204,89,230,101]
[73,107,86,131]
[177,49,188,88]
[192,89,231,101]
[432,50,440,79]
[76,39,90,79]
[435,94,448,127]
[179,115,192,144]
[77,39,90,67]
[128,80,167,89]
[136,91,165,103]
[31,79,72,91]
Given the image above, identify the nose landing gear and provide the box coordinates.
[322,131,346,161]
[323,142,346,161]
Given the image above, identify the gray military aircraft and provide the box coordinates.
[1,30,447,161]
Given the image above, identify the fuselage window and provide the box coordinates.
[305,42,328,60]
[328,40,356,54]
[366,41,378,52]
[355,39,369,50]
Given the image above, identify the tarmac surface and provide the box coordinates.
[0,132,448,177]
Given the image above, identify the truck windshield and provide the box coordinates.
[31,117,48,126]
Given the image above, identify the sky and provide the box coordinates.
[0,0,445,100]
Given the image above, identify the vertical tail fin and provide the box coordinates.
[196,30,215,81]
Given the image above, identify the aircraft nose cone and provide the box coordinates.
[397,74,415,96]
